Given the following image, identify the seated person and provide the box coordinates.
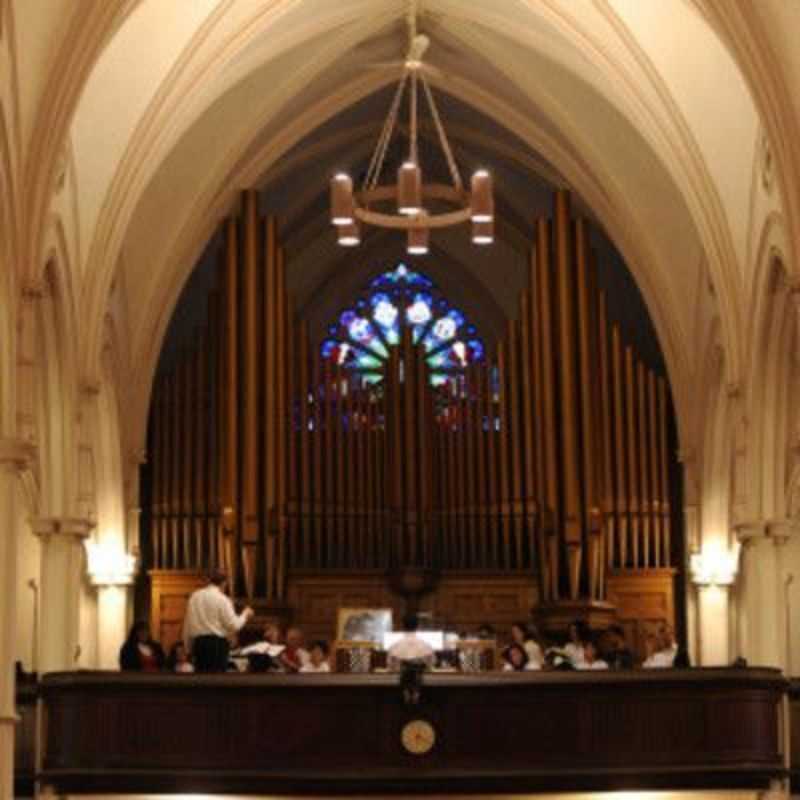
[643,622,678,668]
[300,640,331,672]
[509,621,544,669]
[280,626,310,672]
[564,619,589,667]
[119,621,165,672]
[641,632,660,667]
[167,641,195,673]
[235,622,286,671]
[603,624,634,670]
[476,623,496,640]
[501,642,539,671]
[388,613,435,671]
[576,637,609,670]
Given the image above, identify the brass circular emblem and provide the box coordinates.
[401,719,436,755]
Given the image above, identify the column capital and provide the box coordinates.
[766,518,796,546]
[733,520,767,545]
[0,438,36,472]
[32,516,94,539]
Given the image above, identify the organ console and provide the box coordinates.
[145,189,678,651]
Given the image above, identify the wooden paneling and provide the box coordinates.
[149,570,206,653]
[606,568,676,658]
[14,679,36,798]
[286,571,401,642]
[39,669,786,795]
[426,572,538,636]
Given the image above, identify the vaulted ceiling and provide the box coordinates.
[4,0,799,457]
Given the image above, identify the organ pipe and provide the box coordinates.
[146,189,677,610]
[242,191,259,599]
[535,218,559,600]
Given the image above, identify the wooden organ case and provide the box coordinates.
[144,189,679,654]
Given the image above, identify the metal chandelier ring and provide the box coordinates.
[354,183,473,230]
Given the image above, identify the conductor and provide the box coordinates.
[183,569,254,672]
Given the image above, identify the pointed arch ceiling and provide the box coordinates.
[26,0,785,453]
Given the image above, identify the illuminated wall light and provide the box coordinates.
[85,541,137,587]
[690,545,739,586]
[470,169,494,222]
[330,173,355,225]
[397,161,422,215]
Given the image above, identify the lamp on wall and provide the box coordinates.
[85,541,137,587]
[689,546,739,587]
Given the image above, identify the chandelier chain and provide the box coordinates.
[362,70,408,194]
[410,69,419,164]
[421,71,463,192]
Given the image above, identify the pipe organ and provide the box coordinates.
[146,189,677,641]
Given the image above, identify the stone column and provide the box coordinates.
[96,583,130,668]
[33,517,93,673]
[697,582,730,665]
[0,438,35,800]
[736,520,782,667]
[769,519,796,672]
[681,451,701,663]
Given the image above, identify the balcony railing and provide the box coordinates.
[10,667,786,795]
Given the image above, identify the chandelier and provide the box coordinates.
[329,18,494,255]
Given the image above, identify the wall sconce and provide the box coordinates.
[85,541,137,587]
[689,547,738,587]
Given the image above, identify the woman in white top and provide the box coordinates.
[564,620,589,667]
[300,640,331,673]
[502,643,539,672]
[576,639,609,671]
[510,622,544,669]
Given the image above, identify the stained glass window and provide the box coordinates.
[321,264,485,387]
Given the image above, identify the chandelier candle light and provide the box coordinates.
[330,17,494,253]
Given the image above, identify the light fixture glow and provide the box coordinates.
[470,170,494,222]
[337,220,360,247]
[331,173,355,225]
[85,541,137,587]
[690,545,739,586]
[398,162,422,215]
[327,20,494,249]
[407,224,429,255]
[472,218,494,245]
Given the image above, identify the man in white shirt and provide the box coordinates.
[183,570,253,672]
[387,614,435,671]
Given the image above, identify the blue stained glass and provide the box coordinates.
[347,316,372,342]
[432,316,458,342]
[372,297,399,330]
[467,339,484,361]
[322,263,485,386]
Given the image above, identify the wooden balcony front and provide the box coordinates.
[26,668,787,795]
